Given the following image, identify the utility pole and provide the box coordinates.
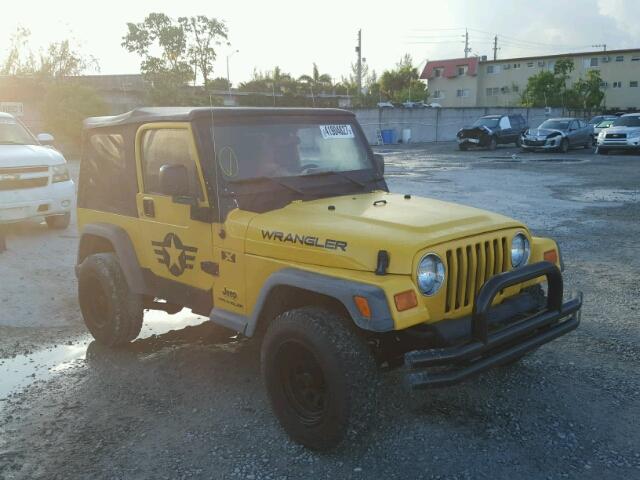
[464,29,470,58]
[593,43,607,52]
[493,35,499,61]
[356,29,362,96]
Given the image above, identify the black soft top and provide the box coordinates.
[83,107,355,130]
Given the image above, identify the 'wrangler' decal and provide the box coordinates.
[261,230,347,251]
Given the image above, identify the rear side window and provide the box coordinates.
[140,128,203,198]
[499,116,511,129]
[78,130,138,216]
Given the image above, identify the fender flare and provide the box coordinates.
[77,223,149,295]
[209,268,395,336]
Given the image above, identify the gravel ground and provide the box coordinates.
[0,144,639,479]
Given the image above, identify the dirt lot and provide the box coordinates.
[1,144,639,479]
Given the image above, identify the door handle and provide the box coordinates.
[143,198,155,217]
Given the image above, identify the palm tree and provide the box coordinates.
[298,63,332,93]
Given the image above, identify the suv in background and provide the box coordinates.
[0,112,74,229]
[596,113,640,154]
[76,107,581,450]
[457,114,528,150]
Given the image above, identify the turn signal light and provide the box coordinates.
[394,290,418,312]
[544,249,558,264]
[353,296,372,319]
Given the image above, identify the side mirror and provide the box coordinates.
[159,164,190,198]
[373,153,385,176]
[37,133,55,145]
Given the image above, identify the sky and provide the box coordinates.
[2,0,639,85]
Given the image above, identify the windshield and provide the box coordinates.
[539,120,570,130]
[613,116,640,127]
[472,117,499,128]
[596,120,614,128]
[211,122,372,181]
[0,117,36,145]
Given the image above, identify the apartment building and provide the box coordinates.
[421,49,640,109]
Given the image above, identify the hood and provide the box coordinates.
[0,144,66,168]
[244,192,523,274]
[603,125,640,135]
[459,125,493,136]
[526,128,564,138]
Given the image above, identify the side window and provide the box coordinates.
[569,120,578,130]
[499,116,511,129]
[508,116,520,128]
[140,128,202,198]
[79,131,138,217]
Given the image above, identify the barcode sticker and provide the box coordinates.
[319,124,354,139]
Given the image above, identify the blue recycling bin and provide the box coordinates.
[381,129,396,144]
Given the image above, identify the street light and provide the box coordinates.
[226,49,239,98]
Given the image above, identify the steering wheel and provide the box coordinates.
[299,163,320,175]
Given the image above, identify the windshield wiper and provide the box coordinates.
[227,176,305,194]
[301,170,368,187]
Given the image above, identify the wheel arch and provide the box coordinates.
[77,223,148,295]
[209,268,395,337]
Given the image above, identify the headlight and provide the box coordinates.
[417,253,446,296]
[52,164,70,183]
[511,233,531,268]
[628,131,640,139]
[598,130,606,138]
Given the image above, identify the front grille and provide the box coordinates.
[444,236,509,313]
[524,139,545,146]
[606,133,627,139]
[0,166,48,175]
[0,177,49,190]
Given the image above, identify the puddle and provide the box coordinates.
[0,309,208,402]
[570,188,639,204]
[480,156,586,164]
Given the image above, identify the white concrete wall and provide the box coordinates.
[355,107,565,144]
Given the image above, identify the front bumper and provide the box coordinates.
[597,139,640,149]
[521,138,560,150]
[0,180,75,223]
[405,261,582,389]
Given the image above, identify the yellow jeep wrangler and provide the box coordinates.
[76,107,582,450]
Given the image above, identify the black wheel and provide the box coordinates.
[458,143,468,151]
[78,253,143,347]
[261,307,378,451]
[515,136,522,148]
[559,138,569,153]
[488,137,497,150]
[598,147,609,155]
[45,212,70,229]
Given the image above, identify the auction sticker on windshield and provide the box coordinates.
[320,124,354,139]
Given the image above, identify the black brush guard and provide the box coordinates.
[405,261,582,389]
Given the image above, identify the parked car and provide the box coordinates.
[592,119,616,144]
[0,112,74,229]
[596,112,640,154]
[376,101,394,109]
[521,118,593,153]
[588,115,617,126]
[456,114,528,150]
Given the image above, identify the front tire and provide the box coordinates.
[559,138,569,153]
[78,253,143,347]
[45,213,70,229]
[261,307,378,451]
[488,137,497,150]
[598,147,609,155]
[458,143,468,151]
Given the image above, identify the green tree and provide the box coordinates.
[572,70,605,110]
[122,13,228,104]
[298,63,332,94]
[1,26,35,75]
[521,70,562,107]
[379,54,427,103]
[179,15,228,87]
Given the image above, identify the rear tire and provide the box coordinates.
[78,253,143,347]
[515,136,522,148]
[261,307,378,451]
[45,213,70,229]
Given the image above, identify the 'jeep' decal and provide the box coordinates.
[261,230,347,251]
[152,233,197,276]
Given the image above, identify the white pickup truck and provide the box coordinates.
[0,112,74,229]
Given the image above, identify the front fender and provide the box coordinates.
[209,268,395,336]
